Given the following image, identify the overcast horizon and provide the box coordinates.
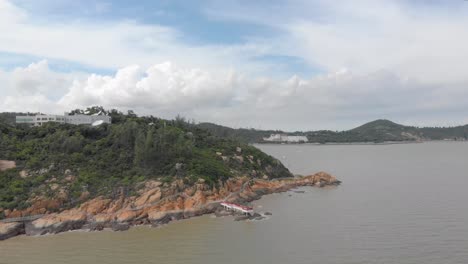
[1,0,468,130]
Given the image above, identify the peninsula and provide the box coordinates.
[0,107,340,240]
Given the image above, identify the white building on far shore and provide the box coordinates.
[16,112,111,126]
[263,134,308,143]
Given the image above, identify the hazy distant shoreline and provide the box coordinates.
[256,139,468,146]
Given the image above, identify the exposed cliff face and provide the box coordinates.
[0,172,340,240]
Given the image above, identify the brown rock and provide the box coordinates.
[184,190,207,209]
[115,210,138,222]
[134,189,161,207]
[94,213,114,223]
[106,196,125,213]
[148,211,168,221]
[80,198,111,215]
[26,210,87,236]
[8,210,23,218]
[29,199,62,213]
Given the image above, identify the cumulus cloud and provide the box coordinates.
[9,60,77,96]
[0,60,79,113]
[1,0,468,129]
[59,62,238,112]
[2,61,468,130]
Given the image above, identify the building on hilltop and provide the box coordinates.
[263,134,308,143]
[16,112,111,126]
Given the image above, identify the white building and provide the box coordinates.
[16,113,111,126]
[263,133,308,143]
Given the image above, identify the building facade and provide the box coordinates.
[16,113,111,126]
[263,134,308,143]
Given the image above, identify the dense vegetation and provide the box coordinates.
[200,119,468,143]
[197,123,282,143]
[0,108,291,212]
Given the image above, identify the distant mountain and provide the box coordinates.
[346,119,420,142]
[348,119,468,142]
[351,119,407,132]
[198,119,468,143]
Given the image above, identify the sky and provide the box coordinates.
[1,0,468,130]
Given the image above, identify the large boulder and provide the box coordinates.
[25,211,87,236]
[115,210,138,223]
[314,171,340,185]
[148,210,183,225]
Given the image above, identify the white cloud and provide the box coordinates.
[1,0,468,129]
[9,60,80,97]
[2,60,468,130]
[59,62,238,112]
[0,60,79,113]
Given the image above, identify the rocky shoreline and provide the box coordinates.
[0,172,340,241]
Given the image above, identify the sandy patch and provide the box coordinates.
[0,160,16,171]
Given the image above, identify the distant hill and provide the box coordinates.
[198,119,468,143]
[347,119,468,142]
[197,122,283,143]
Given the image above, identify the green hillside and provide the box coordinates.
[0,109,291,213]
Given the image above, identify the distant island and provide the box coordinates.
[199,119,468,144]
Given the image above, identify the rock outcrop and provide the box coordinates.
[0,222,24,240]
[24,210,87,236]
[0,172,340,240]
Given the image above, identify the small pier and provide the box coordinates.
[220,202,254,215]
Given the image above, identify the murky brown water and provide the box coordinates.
[1,141,467,264]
